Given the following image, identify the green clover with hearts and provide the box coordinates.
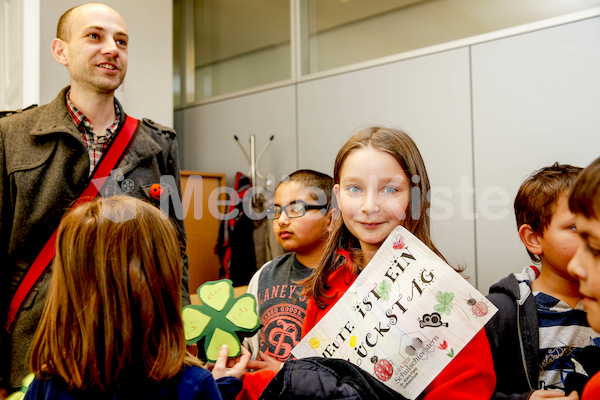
[182,279,260,362]
[6,373,34,400]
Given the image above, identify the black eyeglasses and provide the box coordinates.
[265,202,329,220]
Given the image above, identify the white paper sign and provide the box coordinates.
[291,225,497,399]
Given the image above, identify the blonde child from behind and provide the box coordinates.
[567,156,600,399]
[239,170,333,399]
[299,126,495,400]
[25,196,249,400]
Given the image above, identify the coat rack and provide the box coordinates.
[233,134,274,187]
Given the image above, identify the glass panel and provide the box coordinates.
[194,0,291,101]
[305,0,600,74]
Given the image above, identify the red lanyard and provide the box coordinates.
[5,116,140,333]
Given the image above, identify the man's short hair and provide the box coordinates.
[514,162,582,262]
[279,169,333,206]
[569,156,600,219]
[57,6,78,40]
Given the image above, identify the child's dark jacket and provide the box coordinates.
[486,267,539,400]
[259,357,407,400]
[23,366,242,400]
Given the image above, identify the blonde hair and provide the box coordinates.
[30,195,199,390]
[302,126,456,308]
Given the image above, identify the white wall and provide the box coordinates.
[176,86,297,184]
[176,15,600,292]
[296,48,477,282]
[40,0,173,127]
[0,0,24,109]
[472,16,600,291]
[0,0,39,110]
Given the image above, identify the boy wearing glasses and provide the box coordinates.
[239,170,333,399]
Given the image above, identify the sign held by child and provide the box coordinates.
[292,225,497,399]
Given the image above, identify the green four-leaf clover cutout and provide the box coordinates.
[182,279,260,362]
[6,373,34,400]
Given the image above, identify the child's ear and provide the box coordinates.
[518,224,543,256]
[333,184,340,204]
[330,184,342,226]
[325,209,334,233]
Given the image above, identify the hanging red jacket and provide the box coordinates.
[215,172,256,286]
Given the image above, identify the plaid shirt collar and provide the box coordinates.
[65,90,124,174]
[65,90,123,135]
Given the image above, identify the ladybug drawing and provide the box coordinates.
[466,295,488,317]
[371,356,394,382]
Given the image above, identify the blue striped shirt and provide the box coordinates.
[535,291,600,390]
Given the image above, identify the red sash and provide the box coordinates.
[5,115,140,333]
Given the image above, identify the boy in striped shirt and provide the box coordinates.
[486,163,600,400]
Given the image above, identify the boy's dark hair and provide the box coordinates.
[514,162,582,263]
[279,169,333,206]
[569,156,600,219]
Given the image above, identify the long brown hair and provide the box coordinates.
[302,126,454,308]
[30,195,199,390]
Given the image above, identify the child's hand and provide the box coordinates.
[529,389,579,400]
[247,351,283,373]
[211,345,250,380]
